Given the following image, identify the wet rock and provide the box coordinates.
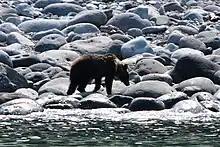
[106,13,151,32]
[124,80,176,98]
[174,77,217,94]
[38,77,69,95]
[121,36,153,58]
[134,58,167,76]
[43,3,85,16]
[7,32,34,46]
[59,36,113,54]
[128,97,165,111]
[172,99,207,113]
[11,54,42,68]
[18,19,68,33]
[0,98,43,115]
[157,91,188,109]
[109,95,133,107]
[168,55,220,84]
[68,10,107,27]
[80,93,117,109]
[0,50,13,67]
[142,73,173,85]
[35,34,67,52]
[62,23,100,35]
[32,29,65,40]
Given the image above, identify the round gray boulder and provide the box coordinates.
[7,32,34,46]
[0,50,13,67]
[32,28,65,40]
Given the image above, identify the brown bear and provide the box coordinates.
[67,53,130,95]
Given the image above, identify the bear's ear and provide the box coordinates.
[122,64,128,70]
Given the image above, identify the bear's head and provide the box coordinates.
[115,63,130,86]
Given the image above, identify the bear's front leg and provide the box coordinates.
[67,83,77,95]
[105,76,114,95]
[77,79,89,93]
[93,77,102,92]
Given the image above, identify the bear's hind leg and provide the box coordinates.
[67,83,77,95]
[93,77,102,92]
[105,76,114,95]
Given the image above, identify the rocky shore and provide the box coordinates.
[1,0,220,115]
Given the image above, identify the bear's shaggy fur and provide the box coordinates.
[67,53,130,95]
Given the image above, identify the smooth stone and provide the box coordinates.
[106,39,124,59]
[16,3,41,18]
[15,88,38,100]
[171,99,207,113]
[42,66,63,78]
[123,80,176,98]
[128,97,165,111]
[80,93,117,109]
[0,50,13,67]
[40,50,80,63]
[167,30,186,45]
[0,43,24,56]
[157,92,188,109]
[68,10,107,27]
[36,93,80,108]
[200,100,220,112]
[129,70,141,83]
[51,71,69,79]
[38,77,69,95]
[151,15,170,26]
[121,36,153,58]
[174,77,217,94]
[24,71,49,83]
[127,28,143,37]
[181,86,203,96]
[142,73,172,85]
[126,5,149,19]
[7,32,34,46]
[0,63,28,92]
[171,48,204,63]
[14,67,32,76]
[109,95,133,107]
[35,34,67,52]
[162,2,185,12]
[134,58,167,76]
[29,63,52,72]
[33,78,50,91]
[164,43,179,52]
[109,34,131,43]
[62,23,100,35]
[59,36,113,54]
[32,29,65,40]
[169,55,220,84]
[11,54,42,68]
[6,16,33,26]
[179,36,208,54]
[43,3,85,16]
[204,5,220,12]
[0,22,20,33]
[196,31,220,50]
[111,80,130,95]
[168,25,199,35]
[0,3,17,20]
[106,12,151,32]
[0,98,43,115]
[34,0,63,8]
[0,31,7,42]
[0,92,30,104]
[18,19,68,33]
[183,11,203,23]
[142,26,167,34]
[191,92,217,102]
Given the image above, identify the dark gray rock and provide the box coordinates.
[124,80,176,98]
[11,54,42,68]
[29,63,52,72]
[142,26,167,34]
[167,30,186,45]
[109,95,133,107]
[157,91,188,109]
[68,10,107,27]
[80,93,117,109]
[106,13,151,32]
[32,28,65,40]
[7,32,34,46]
[109,34,131,43]
[0,50,13,67]
[43,3,85,16]
[128,97,165,111]
[0,31,7,42]
[24,71,49,83]
[162,2,185,12]
[127,28,143,37]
